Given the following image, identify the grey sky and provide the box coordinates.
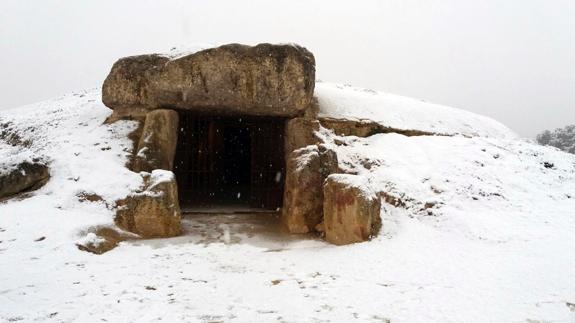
[1,0,574,138]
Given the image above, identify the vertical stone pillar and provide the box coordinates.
[133,109,179,173]
[323,174,381,245]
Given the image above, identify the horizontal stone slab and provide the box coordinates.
[103,43,316,117]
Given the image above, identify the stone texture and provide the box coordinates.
[281,118,323,233]
[102,54,170,110]
[0,161,49,199]
[76,227,135,255]
[281,146,323,233]
[318,144,340,176]
[323,174,381,245]
[102,43,316,117]
[133,109,179,173]
[284,117,320,158]
[281,144,339,233]
[115,170,182,238]
[104,106,150,124]
[319,118,382,137]
[319,117,438,138]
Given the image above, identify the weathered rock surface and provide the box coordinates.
[281,144,339,233]
[102,54,170,110]
[76,227,136,255]
[103,43,316,117]
[319,117,438,138]
[132,109,179,172]
[318,144,340,176]
[0,161,49,199]
[115,170,181,238]
[284,117,320,158]
[104,106,150,124]
[319,118,382,137]
[281,146,323,233]
[323,174,381,245]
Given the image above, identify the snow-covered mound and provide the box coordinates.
[0,89,140,229]
[317,82,517,138]
[1,89,575,322]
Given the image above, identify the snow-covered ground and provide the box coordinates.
[316,82,517,139]
[1,87,575,322]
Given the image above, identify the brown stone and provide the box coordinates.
[323,174,381,245]
[0,161,49,199]
[281,146,323,233]
[281,144,339,234]
[76,227,136,255]
[115,170,182,238]
[318,144,340,176]
[319,117,439,138]
[319,118,382,137]
[132,109,179,172]
[104,106,149,124]
[284,117,320,158]
[102,43,316,117]
[102,54,169,110]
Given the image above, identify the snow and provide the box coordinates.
[160,43,215,60]
[1,88,575,322]
[294,145,319,172]
[326,173,379,200]
[0,88,141,229]
[75,232,106,248]
[316,82,518,139]
[148,169,175,189]
[0,142,42,176]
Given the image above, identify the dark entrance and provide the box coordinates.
[174,113,285,211]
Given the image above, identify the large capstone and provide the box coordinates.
[103,43,316,117]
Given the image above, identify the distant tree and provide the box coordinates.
[536,125,575,154]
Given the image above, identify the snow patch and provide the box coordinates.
[161,43,215,60]
[148,169,175,190]
[75,232,106,248]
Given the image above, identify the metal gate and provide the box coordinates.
[173,113,285,210]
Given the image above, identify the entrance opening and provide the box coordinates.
[174,112,285,212]
[220,125,251,204]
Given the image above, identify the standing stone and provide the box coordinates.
[281,146,323,233]
[284,117,320,158]
[323,174,381,245]
[115,170,181,238]
[132,109,179,173]
[281,144,339,233]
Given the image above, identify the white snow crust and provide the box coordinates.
[1,87,574,322]
[316,82,518,139]
[160,43,215,60]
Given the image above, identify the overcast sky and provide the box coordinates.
[1,0,574,138]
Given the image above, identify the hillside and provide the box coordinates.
[1,87,574,322]
[316,82,517,138]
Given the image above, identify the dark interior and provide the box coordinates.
[174,112,285,211]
